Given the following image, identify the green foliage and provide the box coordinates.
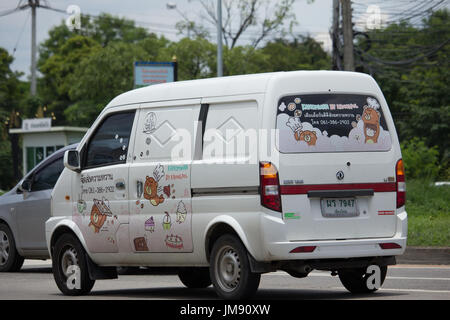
[262,37,331,71]
[66,42,150,126]
[401,138,441,180]
[0,48,25,186]
[356,9,449,177]
[406,180,450,246]
[0,140,13,190]
[158,38,216,80]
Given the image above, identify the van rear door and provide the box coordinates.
[275,93,398,241]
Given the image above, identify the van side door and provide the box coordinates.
[72,109,138,253]
[128,100,200,253]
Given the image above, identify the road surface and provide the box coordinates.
[0,260,448,300]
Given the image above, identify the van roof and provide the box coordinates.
[107,70,374,108]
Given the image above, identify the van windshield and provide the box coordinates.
[276,93,392,153]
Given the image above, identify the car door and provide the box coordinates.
[15,156,65,250]
[128,100,200,253]
[72,110,138,253]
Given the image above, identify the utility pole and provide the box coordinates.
[341,0,355,71]
[30,0,38,96]
[331,0,341,70]
[217,0,223,77]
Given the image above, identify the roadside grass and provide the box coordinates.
[406,180,450,246]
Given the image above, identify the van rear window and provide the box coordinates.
[276,94,392,153]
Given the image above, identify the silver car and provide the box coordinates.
[0,144,77,272]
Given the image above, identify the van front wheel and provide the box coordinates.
[210,234,260,299]
[338,265,387,294]
[52,233,95,296]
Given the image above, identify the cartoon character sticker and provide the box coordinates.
[361,98,381,144]
[144,164,166,206]
[89,197,113,233]
[143,112,157,134]
[165,234,183,249]
[298,130,317,146]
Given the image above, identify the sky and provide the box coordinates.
[0,0,338,79]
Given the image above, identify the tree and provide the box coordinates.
[0,48,26,186]
[158,38,217,80]
[261,37,330,71]
[37,14,155,125]
[38,35,101,124]
[177,0,300,48]
[355,9,449,177]
[65,41,151,126]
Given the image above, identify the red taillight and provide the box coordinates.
[290,246,316,253]
[379,243,402,250]
[396,159,406,208]
[260,162,282,212]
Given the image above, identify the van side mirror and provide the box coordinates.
[18,179,32,193]
[64,150,81,172]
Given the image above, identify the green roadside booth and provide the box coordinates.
[9,118,88,175]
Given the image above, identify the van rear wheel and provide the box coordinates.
[178,267,212,288]
[52,233,95,296]
[338,265,387,294]
[209,234,260,300]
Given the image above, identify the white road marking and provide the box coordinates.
[270,271,450,281]
[331,287,450,294]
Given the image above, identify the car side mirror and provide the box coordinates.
[19,179,32,193]
[64,150,81,172]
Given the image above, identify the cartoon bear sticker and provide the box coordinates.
[89,198,112,233]
[143,175,165,206]
[361,105,381,144]
[143,164,166,206]
[298,130,317,146]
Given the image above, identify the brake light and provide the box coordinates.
[260,162,282,212]
[396,159,406,208]
[379,243,402,250]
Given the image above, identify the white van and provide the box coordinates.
[46,71,407,299]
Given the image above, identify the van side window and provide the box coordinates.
[31,157,64,191]
[85,111,135,168]
[133,105,199,162]
[202,101,258,161]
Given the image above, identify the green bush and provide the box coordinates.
[401,138,440,180]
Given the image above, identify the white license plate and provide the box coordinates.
[320,198,358,217]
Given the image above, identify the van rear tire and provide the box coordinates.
[338,265,387,294]
[52,233,95,296]
[178,267,212,288]
[209,234,260,300]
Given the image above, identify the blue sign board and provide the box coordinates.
[134,61,177,87]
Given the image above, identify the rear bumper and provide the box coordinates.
[260,209,407,261]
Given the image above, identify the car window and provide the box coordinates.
[31,157,65,191]
[276,94,392,153]
[85,111,135,168]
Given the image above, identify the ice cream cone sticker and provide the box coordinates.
[89,197,112,233]
[162,211,172,230]
[176,201,187,224]
[145,216,155,233]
